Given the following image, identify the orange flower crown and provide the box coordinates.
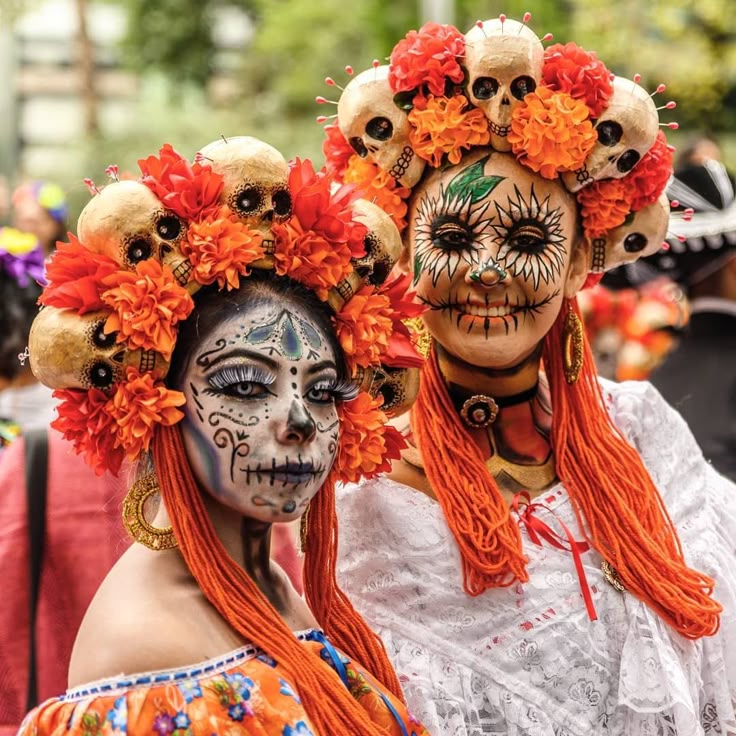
[29,139,424,476]
[319,14,678,282]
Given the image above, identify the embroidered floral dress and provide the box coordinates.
[336,380,736,736]
[18,630,428,736]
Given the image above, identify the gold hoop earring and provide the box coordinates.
[404,316,432,360]
[122,473,178,551]
[299,507,309,556]
[562,306,584,384]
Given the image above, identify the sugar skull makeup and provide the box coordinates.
[407,149,587,369]
[176,295,355,523]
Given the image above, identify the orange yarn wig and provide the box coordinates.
[411,297,721,640]
[153,425,402,736]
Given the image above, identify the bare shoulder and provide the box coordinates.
[69,544,240,687]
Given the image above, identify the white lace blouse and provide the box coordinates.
[336,380,736,736]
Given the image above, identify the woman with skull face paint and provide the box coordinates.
[18,139,430,736]
[323,17,736,736]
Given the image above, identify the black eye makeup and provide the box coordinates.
[430,215,476,253]
[205,363,276,399]
[491,185,568,290]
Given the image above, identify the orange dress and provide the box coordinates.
[18,630,429,736]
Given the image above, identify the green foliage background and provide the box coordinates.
[7,0,734,222]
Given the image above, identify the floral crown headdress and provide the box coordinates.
[319,13,678,282]
[28,136,424,476]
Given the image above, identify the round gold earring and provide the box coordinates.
[562,306,584,384]
[122,473,178,551]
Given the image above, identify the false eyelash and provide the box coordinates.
[207,364,276,390]
[331,377,360,403]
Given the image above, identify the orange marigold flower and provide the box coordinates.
[334,392,406,483]
[334,284,394,370]
[183,206,265,290]
[542,43,613,118]
[577,178,633,238]
[101,259,194,361]
[408,95,491,168]
[51,388,125,476]
[273,218,353,301]
[509,87,596,179]
[343,157,411,232]
[625,131,673,212]
[109,367,185,460]
[389,22,465,97]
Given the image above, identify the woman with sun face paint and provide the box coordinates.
[323,18,736,736]
[17,140,430,736]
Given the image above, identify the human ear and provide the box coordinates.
[563,235,592,299]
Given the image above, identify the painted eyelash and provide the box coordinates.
[206,364,275,391]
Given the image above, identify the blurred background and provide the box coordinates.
[0,0,734,224]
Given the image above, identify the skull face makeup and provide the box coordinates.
[338,66,426,188]
[464,18,544,152]
[407,148,588,368]
[562,76,659,192]
[198,136,292,259]
[176,294,350,524]
[77,180,192,285]
[590,192,670,272]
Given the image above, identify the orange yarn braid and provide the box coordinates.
[303,476,404,701]
[411,297,722,638]
[543,298,721,639]
[411,346,529,595]
[152,425,395,736]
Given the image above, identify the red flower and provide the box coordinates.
[101,259,194,360]
[334,392,406,483]
[542,43,613,119]
[183,207,265,290]
[625,131,673,212]
[138,143,223,221]
[389,22,465,97]
[108,367,185,460]
[40,235,120,314]
[378,274,426,368]
[288,158,367,259]
[322,125,355,182]
[51,388,125,476]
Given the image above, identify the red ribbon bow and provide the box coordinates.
[512,491,598,621]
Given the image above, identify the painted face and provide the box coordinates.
[408,148,585,369]
[178,298,348,523]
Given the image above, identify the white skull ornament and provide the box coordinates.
[29,306,170,391]
[326,197,404,312]
[337,65,426,187]
[590,192,669,272]
[464,18,544,152]
[77,180,192,287]
[562,76,659,192]
[198,136,291,263]
[354,364,421,418]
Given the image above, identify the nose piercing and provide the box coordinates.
[469,259,508,286]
